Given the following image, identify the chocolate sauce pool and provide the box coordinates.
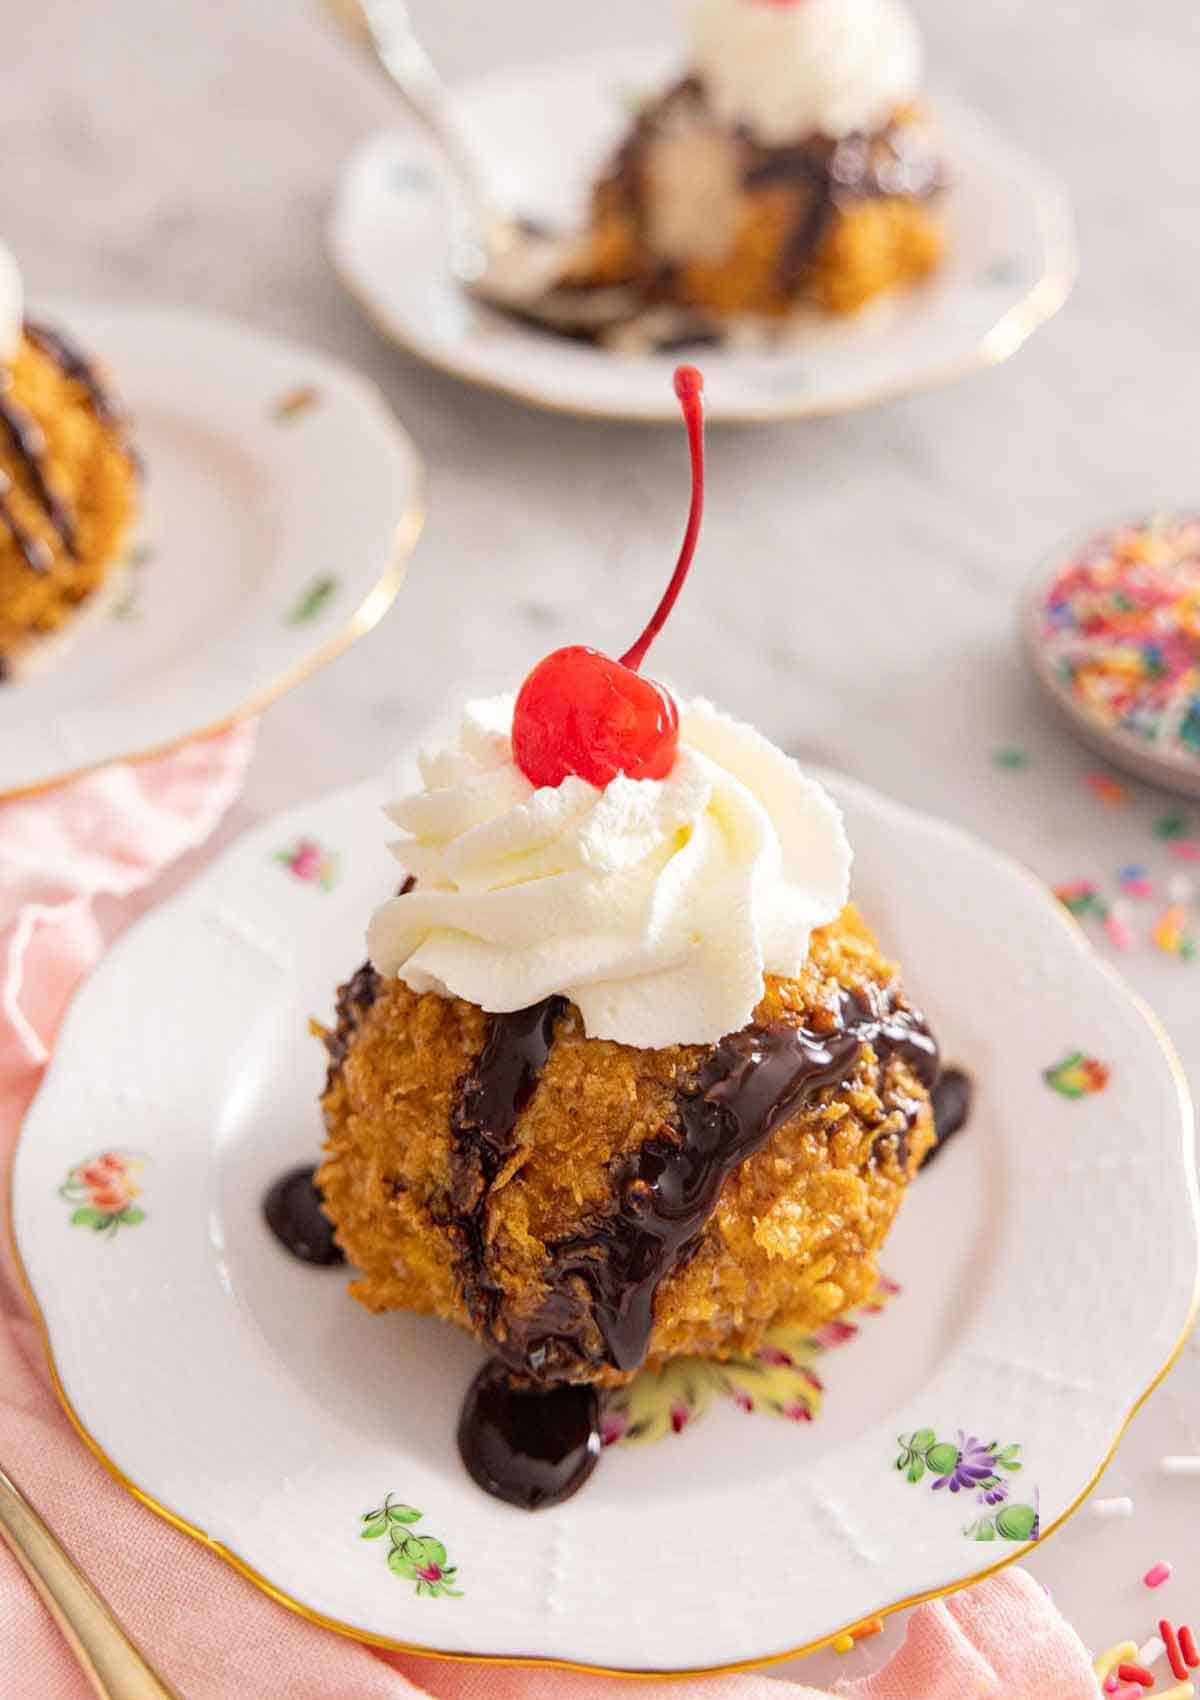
[925,1067,974,1165]
[262,1165,344,1266]
[457,1360,601,1511]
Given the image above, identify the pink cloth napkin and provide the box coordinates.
[0,738,1099,1700]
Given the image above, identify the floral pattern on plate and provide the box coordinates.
[601,1279,897,1447]
[896,1428,1040,1542]
[285,573,339,625]
[59,1152,147,1236]
[1044,1052,1110,1098]
[360,1494,462,1598]
[274,837,339,889]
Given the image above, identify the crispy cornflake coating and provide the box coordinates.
[0,332,137,667]
[317,906,935,1387]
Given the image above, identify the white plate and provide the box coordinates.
[10,773,1197,1675]
[0,304,424,800]
[328,52,1077,425]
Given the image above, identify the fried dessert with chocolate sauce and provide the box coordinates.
[311,368,942,1508]
[0,242,138,676]
[319,909,936,1386]
[558,0,944,334]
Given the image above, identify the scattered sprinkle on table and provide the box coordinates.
[1119,1663,1156,1687]
[1170,840,1200,862]
[1045,1052,1111,1097]
[1168,874,1196,903]
[1162,1456,1200,1476]
[1163,1620,1188,1678]
[992,747,1030,768]
[1180,1626,1199,1668]
[1120,864,1155,898]
[1153,906,1197,959]
[1088,772,1129,806]
[832,1633,855,1654]
[1098,1646,1144,1686]
[1038,515,1200,765]
[1156,811,1192,840]
[1093,1496,1136,1517]
[1147,1562,1176,1589]
[1106,903,1136,951]
[851,1618,884,1642]
[1139,1635,1167,1666]
[1055,879,1108,919]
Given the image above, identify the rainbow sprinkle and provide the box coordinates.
[1045,1052,1110,1098]
[1039,515,1200,763]
[1155,810,1192,840]
[992,747,1030,769]
[1054,879,1108,920]
[1088,772,1129,807]
[1119,864,1154,899]
[1153,905,1197,959]
[1105,905,1136,952]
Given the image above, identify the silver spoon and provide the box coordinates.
[322,0,643,334]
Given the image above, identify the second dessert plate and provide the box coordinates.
[10,773,1197,1674]
[0,303,424,800]
[328,51,1078,424]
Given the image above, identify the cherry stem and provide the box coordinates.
[619,366,705,672]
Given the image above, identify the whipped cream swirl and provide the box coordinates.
[0,241,23,363]
[685,0,923,144]
[368,694,852,1049]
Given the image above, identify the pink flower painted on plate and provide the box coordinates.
[599,1276,899,1448]
[360,1495,462,1598]
[275,837,339,891]
[813,1318,859,1348]
[60,1152,146,1235]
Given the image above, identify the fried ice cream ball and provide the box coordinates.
[317,904,936,1389]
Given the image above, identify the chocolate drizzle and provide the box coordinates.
[0,473,52,573]
[0,385,76,559]
[610,80,942,302]
[0,319,134,574]
[514,987,937,1380]
[447,998,567,1334]
[449,984,937,1385]
[25,321,127,430]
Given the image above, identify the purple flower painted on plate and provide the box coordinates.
[930,1431,1003,1494]
[897,1429,1033,1541]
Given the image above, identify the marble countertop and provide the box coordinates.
[7,0,1200,1683]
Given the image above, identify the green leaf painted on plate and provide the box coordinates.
[285,574,338,625]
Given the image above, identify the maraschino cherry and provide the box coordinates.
[512,366,705,791]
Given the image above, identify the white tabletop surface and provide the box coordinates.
[7,0,1200,1685]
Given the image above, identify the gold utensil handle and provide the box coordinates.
[0,1465,183,1700]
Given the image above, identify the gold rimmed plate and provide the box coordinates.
[9,771,1196,1675]
[0,303,424,800]
[328,52,1077,424]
